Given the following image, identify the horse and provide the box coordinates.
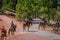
[8,27,15,37]
[23,21,33,32]
[53,21,60,32]
[8,25,17,37]
[1,30,7,40]
[39,21,46,30]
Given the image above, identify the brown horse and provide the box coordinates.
[8,25,17,37]
[1,30,7,40]
[23,21,33,32]
[8,27,15,37]
[39,22,46,30]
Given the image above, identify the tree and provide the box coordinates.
[0,0,2,9]
[1,0,57,20]
[2,0,12,9]
[16,4,21,20]
[11,0,17,10]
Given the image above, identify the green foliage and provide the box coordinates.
[1,0,57,20]
[0,9,3,12]
[57,6,60,11]
[16,4,21,20]
[2,0,12,9]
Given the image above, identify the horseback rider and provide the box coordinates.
[29,18,33,25]
[8,21,15,35]
[10,21,17,32]
[41,17,46,21]
[1,26,7,37]
[10,21,14,30]
[25,18,30,25]
[41,17,47,23]
[1,26,6,33]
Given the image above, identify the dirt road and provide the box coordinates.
[0,15,56,40]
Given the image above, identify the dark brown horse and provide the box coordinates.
[8,27,15,37]
[8,27,15,36]
[1,30,7,40]
[23,21,33,32]
[39,21,46,30]
[8,25,17,36]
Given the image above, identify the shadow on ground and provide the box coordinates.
[29,31,38,32]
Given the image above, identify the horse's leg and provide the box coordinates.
[23,26,26,32]
[5,34,7,40]
[12,30,14,36]
[41,25,43,30]
[41,26,43,30]
[44,26,45,30]
[4,35,6,40]
[24,28,26,32]
[43,25,46,30]
[10,29,12,35]
[1,34,4,40]
[28,27,29,32]
[8,30,10,34]
[38,25,40,30]
[1,34,3,40]
[8,30,10,37]
[28,25,30,32]
[23,25,24,32]
[23,28,24,32]
[13,31,14,35]
[4,37,6,40]
[10,30,13,36]
[15,28,16,32]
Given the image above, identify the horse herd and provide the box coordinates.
[0,20,46,40]
[23,20,60,32]
[0,20,60,40]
